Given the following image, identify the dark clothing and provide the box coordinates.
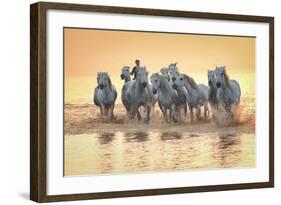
[130,66,138,80]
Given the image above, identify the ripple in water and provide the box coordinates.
[64,131,255,176]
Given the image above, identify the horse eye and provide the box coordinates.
[180,78,183,80]
[221,73,223,76]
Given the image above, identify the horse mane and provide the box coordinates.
[107,75,112,89]
[183,74,198,89]
[224,70,233,91]
[158,74,173,92]
[168,63,178,71]
[160,67,168,73]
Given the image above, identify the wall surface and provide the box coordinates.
[0,0,279,204]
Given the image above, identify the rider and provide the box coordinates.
[130,59,140,80]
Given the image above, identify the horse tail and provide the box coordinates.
[224,72,233,92]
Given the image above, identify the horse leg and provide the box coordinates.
[129,104,137,119]
[137,109,142,121]
[169,108,173,123]
[175,105,181,122]
[99,106,103,116]
[159,103,164,115]
[225,104,231,113]
[144,105,151,123]
[190,107,194,123]
[162,108,168,123]
[196,105,201,121]
[171,105,178,123]
[100,104,106,117]
[184,103,187,117]
[179,104,183,122]
[110,104,114,121]
[204,103,208,120]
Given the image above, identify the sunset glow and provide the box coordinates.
[64,28,255,104]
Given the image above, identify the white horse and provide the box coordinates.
[93,72,117,120]
[214,66,241,112]
[168,63,188,117]
[120,66,133,115]
[150,73,179,122]
[173,74,209,122]
[168,62,180,82]
[208,69,218,108]
[124,66,153,123]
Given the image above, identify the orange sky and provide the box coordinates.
[64,28,255,77]
[64,28,256,104]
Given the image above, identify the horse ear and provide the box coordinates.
[175,62,177,66]
[146,71,149,77]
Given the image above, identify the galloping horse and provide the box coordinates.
[214,66,241,112]
[124,66,153,123]
[150,73,179,122]
[94,72,117,120]
[120,66,133,115]
[208,69,218,108]
[173,74,209,122]
[169,63,188,116]
[168,62,180,82]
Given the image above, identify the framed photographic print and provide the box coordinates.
[30,1,274,202]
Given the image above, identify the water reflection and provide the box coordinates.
[189,134,200,138]
[160,132,182,140]
[64,131,255,176]
[212,134,242,167]
[124,131,149,142]
[98,133,115,144]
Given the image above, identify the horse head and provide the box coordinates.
[172,74,185,90]
[97,72,111,90]
[208,69,216,88]
[136,66,148,88]
[168,63,180,82]
[150,73,160,94]
[214,66,232,90]
[120,66,130,81]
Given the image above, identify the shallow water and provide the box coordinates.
[64,131,255,176]
[64,94,256,176]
